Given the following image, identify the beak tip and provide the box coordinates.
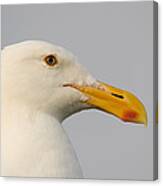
[121,108,148,127]
[138,109,148,127]
[144,114,148,128]
[139,110,148,127]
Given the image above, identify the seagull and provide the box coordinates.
[1,41,147,178]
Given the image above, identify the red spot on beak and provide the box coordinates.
[122,110,138,122]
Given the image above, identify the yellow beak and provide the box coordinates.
[65,81,147,126]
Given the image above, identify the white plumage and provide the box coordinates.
[1,41,96,178]
[1,40,147,178]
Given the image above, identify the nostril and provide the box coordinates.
[111,93,124,99]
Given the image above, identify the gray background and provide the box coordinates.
[1,1,155,180]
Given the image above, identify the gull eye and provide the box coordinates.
[44,55,58,67]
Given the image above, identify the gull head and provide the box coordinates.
[1,40,147,125]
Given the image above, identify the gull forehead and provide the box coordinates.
[3,40,76,62]
[3,40,96,83]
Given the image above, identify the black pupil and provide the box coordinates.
[48,57,55,65]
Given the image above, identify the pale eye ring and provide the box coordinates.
[44,55,58,67]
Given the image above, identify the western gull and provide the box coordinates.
[1,40,147,178]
